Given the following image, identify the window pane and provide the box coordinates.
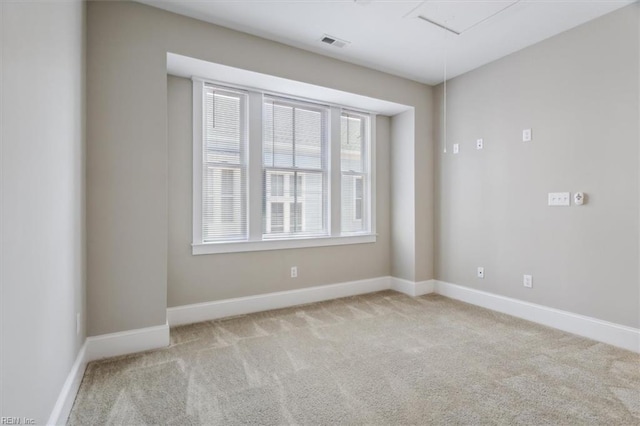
[341,112,369,234]
[341,174,366,233]
[221,169,234,195]
[263,99,324,170]
[264,170,325,237]
[289,174,303,197]
[203,166,244,240]
[290,202,302,232]
[296,171,324,235]
[263,97,327,239]
[205,89,242,165]
[263,102,294,168]
[271,202,284,233]
[355,177,363,220]
[295,108,323,169]
[271,174,284,197]
[341,114,364,172]
[201,85,247,242]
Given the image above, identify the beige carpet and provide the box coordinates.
[68,291,640,425]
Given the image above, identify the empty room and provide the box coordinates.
[1,0,639,424]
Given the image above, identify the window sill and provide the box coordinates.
[192,234,377,255]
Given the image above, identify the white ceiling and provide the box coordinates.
[138,0,635,85]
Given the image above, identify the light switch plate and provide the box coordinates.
[476,138,483,149]
[548,192,571,206]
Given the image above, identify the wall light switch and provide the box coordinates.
[548,192,571,206]
[453,143,459,154]
[476,138,483,150]
[522,129,532,142]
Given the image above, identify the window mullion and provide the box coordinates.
[330,106,341,237]
[248,91,263,242]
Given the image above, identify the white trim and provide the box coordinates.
[329,106,342,237]
[434,280,640,354]
[247,91,263,241]
[168,53,411,116]
[192,233,376,255]
[391,277,436,297]
[415,280,436,296]
[85,322,170,362]
[369,115,377,236]
[47,277,639,425]
[47,344,87,426]
[167,276,390,326]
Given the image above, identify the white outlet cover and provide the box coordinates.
[548,192,571,207]
[522,129,532,142]
[453,143,459,154]
[476,138,483,150]
[477,267,484,278]
[523,274,533,288]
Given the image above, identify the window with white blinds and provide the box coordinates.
[341,112,369,234]
[192,78,376,254]
[263,97,328,238]
[201,85,247,242]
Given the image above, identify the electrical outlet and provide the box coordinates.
[476,138,483,150]
[477,267,485,279]
[76,313,81,334]
[291,266,298,278]
[523,274,533,288]
[453,143,459,154]
[522,128,532,142]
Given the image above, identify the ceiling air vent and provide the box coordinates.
[320,34,350,48]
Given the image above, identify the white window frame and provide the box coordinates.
[263,96,329,240]
[340,110,371,235]
[192,78,376,255]
[194,82,249,243]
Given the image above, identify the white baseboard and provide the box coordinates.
[168,277,391,326]
[391,277,436,297]
[47,276,639,426]
[434,280,640,354]
[46,344,87,426]
[85,322,170,362]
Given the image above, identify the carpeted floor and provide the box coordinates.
[68,291,640,425]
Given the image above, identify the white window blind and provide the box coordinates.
[341,111,369,234]
[202,84,247,241]
[263,97,328,238]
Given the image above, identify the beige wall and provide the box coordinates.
[168,76,392,306]
[87,1,433,333]
[435,4,640,328]
[1,0,85,423]
[391,111,416,281]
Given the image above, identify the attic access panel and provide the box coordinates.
[410,0,521,35]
